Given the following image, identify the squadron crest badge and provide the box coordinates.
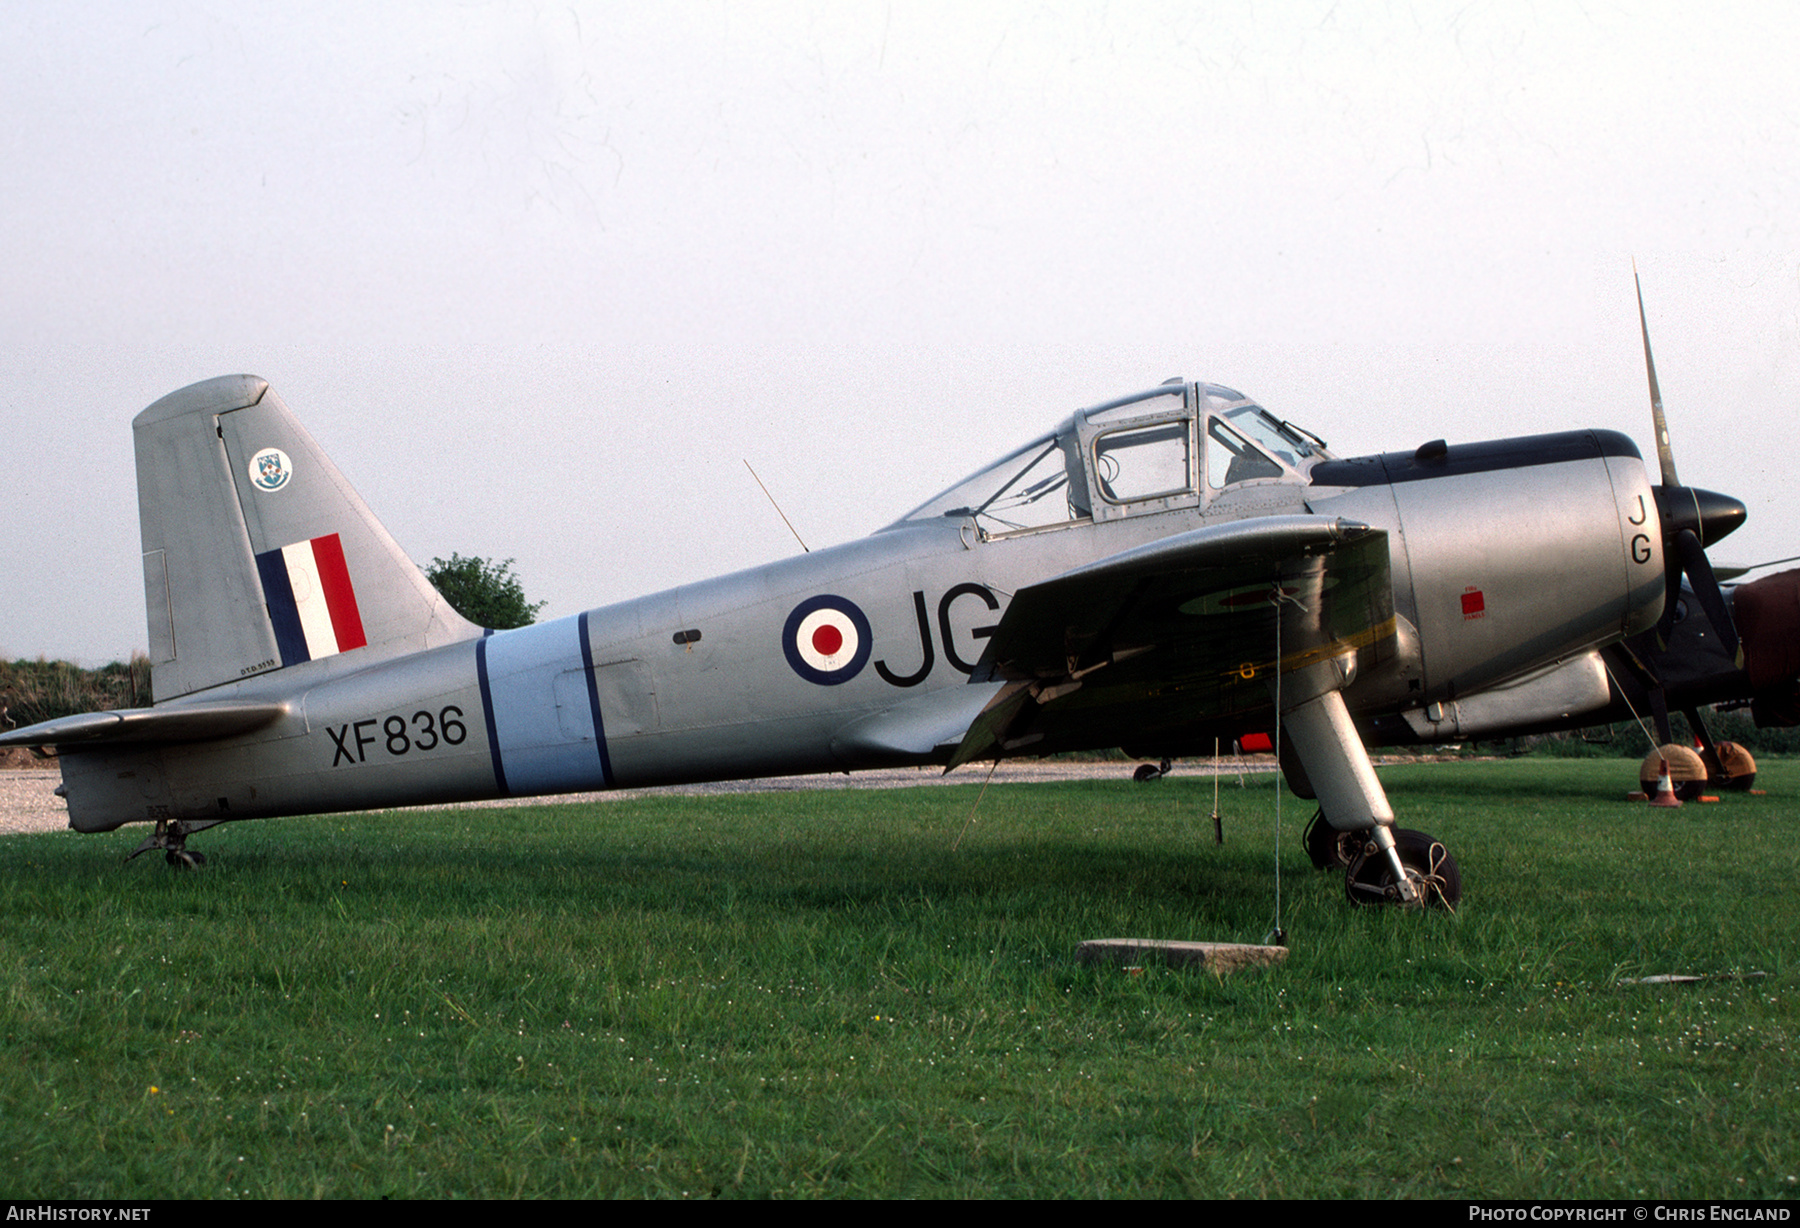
[249,447,293,492]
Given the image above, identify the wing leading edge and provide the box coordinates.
[949,516,1395,767]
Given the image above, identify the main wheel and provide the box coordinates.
[1713,741,1757,791]
[1345,828,1461,908]
[1303,808,1363,870]
[1133,758,1172,782]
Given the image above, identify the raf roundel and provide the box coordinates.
[782,595,873,686]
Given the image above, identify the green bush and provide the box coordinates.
[425,553,546,629]
[1,654,152,727]
[1485,705,1800,759]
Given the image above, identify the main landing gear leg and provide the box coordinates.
[126,817,224,869]
[1281,682,1430,907]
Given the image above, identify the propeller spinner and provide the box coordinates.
[1635,267,1747,661]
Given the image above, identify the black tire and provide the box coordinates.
[1345,828,1461,908]
[1303,808,1361,870]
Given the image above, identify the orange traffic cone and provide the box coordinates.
[1649,757,1683,808]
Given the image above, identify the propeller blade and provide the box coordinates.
[1634,269,1748,663]
[1635,261,1681,488]
[1676,529,1743,665]
[1655,542,1686,650]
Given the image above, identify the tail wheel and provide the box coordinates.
[1345,828,1460,909]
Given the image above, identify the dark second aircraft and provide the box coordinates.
[5,287,1782,907]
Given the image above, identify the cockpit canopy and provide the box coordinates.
[895,381,1330,538]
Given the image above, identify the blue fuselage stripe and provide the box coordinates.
[577,610,616,787]
[477,615,613,797]
[474,634,508,794]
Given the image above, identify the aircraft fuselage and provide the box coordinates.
[57,405,1666,834]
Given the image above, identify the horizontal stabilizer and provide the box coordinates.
[0,702,286,749]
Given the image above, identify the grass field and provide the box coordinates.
[3,759,1796,1199]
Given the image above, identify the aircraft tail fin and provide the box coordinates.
[135,375,480,700]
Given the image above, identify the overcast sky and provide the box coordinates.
[4,1,1797,665]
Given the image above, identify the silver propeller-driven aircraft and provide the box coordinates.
[3,293,1765,906]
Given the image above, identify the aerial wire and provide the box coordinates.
[951,760,1000,852]
[1600,658,1664,754]
[1266,577,1286,947]
[1211,736,1223,845]
[743,460,810,553]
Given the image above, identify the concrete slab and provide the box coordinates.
[1077,938,1289,973]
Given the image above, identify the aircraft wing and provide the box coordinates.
[949,516,1395,767]
[0,703,287,750]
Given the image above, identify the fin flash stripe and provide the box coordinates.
[255,533,369,666]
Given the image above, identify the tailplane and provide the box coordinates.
[135,375,480,700]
